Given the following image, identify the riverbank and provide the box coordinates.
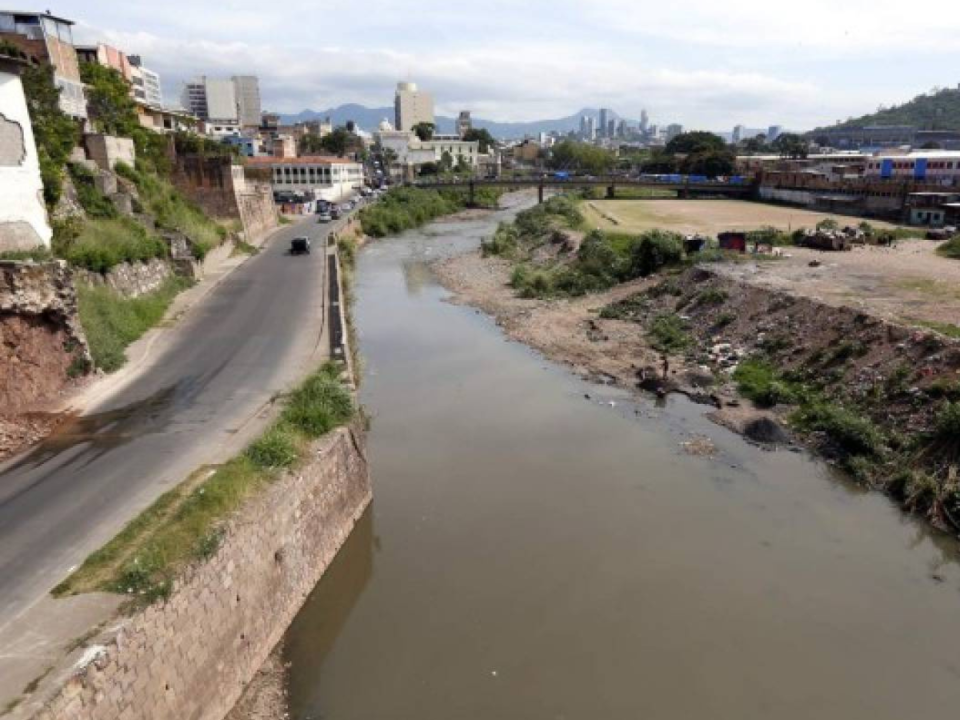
[434,206,960,536]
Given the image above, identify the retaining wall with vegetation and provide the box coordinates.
[34,423,371,720]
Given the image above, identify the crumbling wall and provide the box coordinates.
[34,424,371,720]
[0,261,90,413]
[171,155,242,220]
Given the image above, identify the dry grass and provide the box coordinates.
[580,199,902,236]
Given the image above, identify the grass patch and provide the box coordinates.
[648,313,690,353]
[77,276,192,371]
[55,217,167,273]
[912,318,960,339]
[893,276,960,301]
[734,358,801,407]
[937,235,960,259]
[114,161,226,259]
[694,288,728,307]
[231,239,259,256]
[0,247,53,262]
[791,401,884,458]
[53,362,354,605]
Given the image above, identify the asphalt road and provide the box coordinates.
[0,214,338,632]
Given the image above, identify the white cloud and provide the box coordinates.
[64,0,960,131]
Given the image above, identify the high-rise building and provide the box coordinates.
[639,109,649,133]
[579,115,589,138]
[457,110,472,138]
[665,123,683,141]
[585,116,596,140]
[232,76,261,128]
[394,81,434,132]
[732,124,744,144]
[607,119,616,138]
[616,119,627,138]
[599,108,610,138]
[767,125,784,142]
[128,55,162,106]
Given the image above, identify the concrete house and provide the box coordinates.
[0,10,86,119]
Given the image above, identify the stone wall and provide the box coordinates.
[73,258,173,299]
[0,261,89,412]
[35,424,372,720]
[237,182,278,245]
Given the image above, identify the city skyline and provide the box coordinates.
[54,0,960,132]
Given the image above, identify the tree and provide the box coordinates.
[412,122,435,141]
[439,151,454,172]
[418,162,438,176]
[680,150,735,176]
[547,140,616,173]
[741,135,768,154]
[79,63,140,137]
[664,131,726,156]
[772,133,808,159]
[455,155,471,173]
[320,127,351,157]
[462,128,495,153]
[19,61,79,206]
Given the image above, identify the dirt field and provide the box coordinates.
[581,199,901,235]
[713,240,960,330]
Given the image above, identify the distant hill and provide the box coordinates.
[816,86,960,131]
[278,106,628,139]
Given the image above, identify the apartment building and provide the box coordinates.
[394,81,434,132]
[232,75,261,128]
[0,10,86,119]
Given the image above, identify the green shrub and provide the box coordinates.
[734,358,799,407]
[648,313,690,353]
[628,230,684,277]
[938,235,960,260]
[0,247,53,262]
[281,366,354,437]
[68,163,117,219]
[816,218,839,231]
[694,288,728,307]
[77,277,191,371]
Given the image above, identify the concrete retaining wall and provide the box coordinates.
[35,424,371,720]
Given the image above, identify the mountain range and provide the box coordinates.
[277,106,628,139]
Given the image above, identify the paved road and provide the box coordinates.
[0,214,339,632]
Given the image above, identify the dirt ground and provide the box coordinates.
[581,199,901,236]
[713,240,960,329]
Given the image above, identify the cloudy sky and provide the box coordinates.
[55,0,960,131]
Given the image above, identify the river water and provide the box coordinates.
[283,196,960,719]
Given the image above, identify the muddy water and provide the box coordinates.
[283,197,960,719]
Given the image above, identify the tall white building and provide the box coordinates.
[232,75,261,128]
[394,81,434,132]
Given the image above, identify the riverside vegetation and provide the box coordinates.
[476,193,960,535]
[358,186,501,237]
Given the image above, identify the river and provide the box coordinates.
[282,195,960,719]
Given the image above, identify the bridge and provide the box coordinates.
[412,176,756,205]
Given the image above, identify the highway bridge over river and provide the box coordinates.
[412,176,756,204]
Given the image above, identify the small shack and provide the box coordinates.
[717,231,747,252]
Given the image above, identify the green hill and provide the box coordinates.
[819,86,960,131]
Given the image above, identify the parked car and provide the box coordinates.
[290,237,311,255]
[317,212,332,223]
[330,206,342,220]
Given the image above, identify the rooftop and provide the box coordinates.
[245,156,360,166]
[0,9,74,24]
